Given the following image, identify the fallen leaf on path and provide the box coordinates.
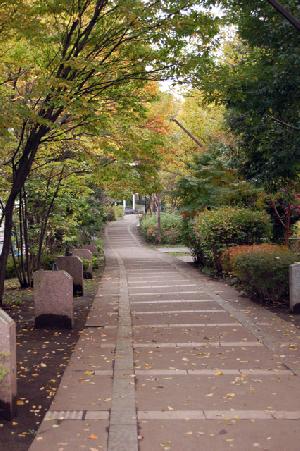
[215,370,223,376]
[224,393,236,399]
[88,434,98,440]
[160,441,172,450]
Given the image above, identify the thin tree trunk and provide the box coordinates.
[155,194,161,244]
[18,191,28,286]
[0,125,50,305]
[0,198,15,306]
[36,167,65,269]
[22,189,31,285]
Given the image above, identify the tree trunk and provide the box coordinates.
[0,197,15,306]
[0,125,49,305]
[284,204,292,245]
[36,166,64,269]
[155,194,161,244]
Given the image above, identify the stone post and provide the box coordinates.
[84,244,98,256]
[0,309,16,420]
[56,256,84,296]
[290,262,300,313]
[72,249,93,279]
[34,270,73,328]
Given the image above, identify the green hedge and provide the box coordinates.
[189,207,272,271]
[232,248,299,303]
[104,205,124,222]
[140,213,183,244]
[5,256,17,279]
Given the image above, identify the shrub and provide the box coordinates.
[140,213,183,244]
[104,206,116,222]
[113,205,124,220]
[221,243,287,274]
[232,247,299,303]
[40,254,58,270]
[92,255,104,270]
[191,207,272,271]
[5,256,17,279]
[0,365,8,382]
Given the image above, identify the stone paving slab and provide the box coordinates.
[136,374,300,410]
[133,325,258,343]
[70,345,115,370]
[133,312,235,326]
[130,293,214,301]
[30,419,109,450]
[129,290,210,297]
[50,373,112,411]
[69,330,116,369]
[138,419,300,451]
[134,347,286,370]
[131,302,220,312]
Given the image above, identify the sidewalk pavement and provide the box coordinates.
[29,215,300,451]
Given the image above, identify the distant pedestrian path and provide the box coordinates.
[30,215,300,451]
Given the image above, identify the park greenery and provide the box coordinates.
[0,0,299,306]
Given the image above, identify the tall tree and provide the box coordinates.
[199,0,300,239]
[0,0,219,304]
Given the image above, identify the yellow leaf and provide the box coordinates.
[224,393,236,399]
[215,370,224,376]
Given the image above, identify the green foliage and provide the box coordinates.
[82,259,91,272]
[104,205,124,221]
[176,148,262,215]
[0,352,8,382]
[92,255,104,270]
[40,254,58,270]
[0,0,220,303]
[0,366,7,382]
[93,238,104,255]
[140,212,183,244]
[104,206,117,222]
[232,247,299,303]
[5,257,17,280]
[200,1,300,190]
[292,221,300,238]
[113,205,124,220]
[189,207,272,270]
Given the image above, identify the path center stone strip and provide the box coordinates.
[106,231,138,451]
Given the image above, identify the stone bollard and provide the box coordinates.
[290,262,300,313]
[34,270,73,329]
[72,249,93,279]
[56,256,84,296]
[0,309,16,420]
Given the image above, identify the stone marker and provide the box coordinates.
[72,249,93,279]
[56,256,84,296]
[84,243,98,256]
[34,270,73,329]
[290,263,300,313]
[0,309,16,420]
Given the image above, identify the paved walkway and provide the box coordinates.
[30,216,300,451]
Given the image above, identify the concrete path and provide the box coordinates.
[30,216,300,451]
